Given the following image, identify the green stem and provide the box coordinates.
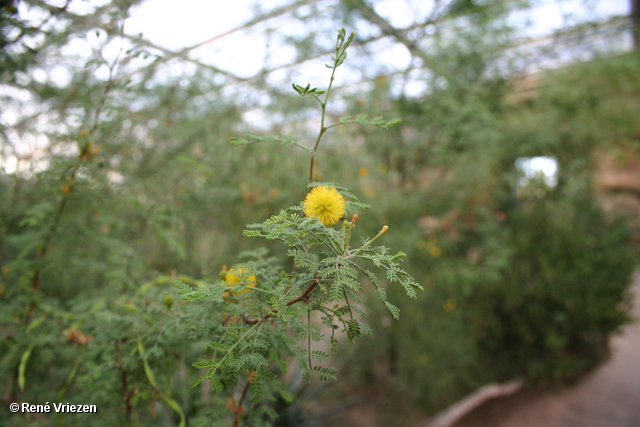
[320,306,349,333]
[342,288,354,322]
[307,230,341,256]
[308,55,340,184]
[351,225,388,256]
[348,260,381,291]
[343,219,355,253]
[293,142,312,153]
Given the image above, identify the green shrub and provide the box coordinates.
[468,190,636,383]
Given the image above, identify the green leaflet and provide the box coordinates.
[160,395,186,427]
[137,337,157,389]
[18,343,35,391]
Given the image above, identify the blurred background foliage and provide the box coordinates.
[1,0,639,425]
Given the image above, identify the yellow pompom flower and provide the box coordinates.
[224,267,256,295]
[303,186,346,226]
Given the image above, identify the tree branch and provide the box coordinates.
[243,276,320,324]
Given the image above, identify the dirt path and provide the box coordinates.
[455,270,640,427]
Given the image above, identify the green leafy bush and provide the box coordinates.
[331,53,639,415]
[2,2,639,424]
[468,191,636,383]
[1,26,419,427]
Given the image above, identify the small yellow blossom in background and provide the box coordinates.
[428,244,442,257]
[358,166,369,177]
[360,181,376,198]
[224,266,256,295]
[417,237,442,257]
[416,354,430,366]
[303,186,346,226]
[444,299,456,313]
[375,75,388,84]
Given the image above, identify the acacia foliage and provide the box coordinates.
[1,0,638,425]
[1,6,421,424]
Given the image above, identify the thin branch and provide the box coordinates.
[115,339,133,427]
[114,30,247,82]
[231,378,252,427]
[24,0,133,322]
[183,0,322,53]
[118,0,325,82]
[88,1,132,136]
[308,64,336,183]
[243,276,320,324]
[344,0,431,66]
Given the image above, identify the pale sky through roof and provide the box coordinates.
[9,0,633,86]
[0,0,634,175]
[125,0,631,79]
